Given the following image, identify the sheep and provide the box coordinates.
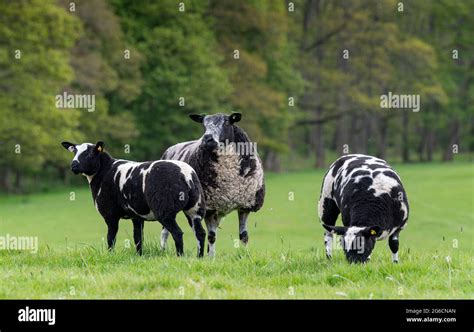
[61,141,206,257]
[161,113,265,257]
[318,154,409,263]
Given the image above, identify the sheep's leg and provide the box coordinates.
[205,211,219,257]
[161,217,184,256]
[160,227,170,250]
[132,218,144,255]
[105,218,119,251]
[389,230,400,263]
[238,210,249,246]
[185,214,206,257]
[318,198,340,259]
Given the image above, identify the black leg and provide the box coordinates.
[132,218,144,255]
[106,218,119,251]
[205,211,219,257]
[161,217,184,256]
[238,210,249,245]
[389,230,400,263]
[319,198,340,259]
[193,217,206,257]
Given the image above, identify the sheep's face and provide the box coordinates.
[323,224,380,263]
[190,113,242,151]
[61,141,104,176]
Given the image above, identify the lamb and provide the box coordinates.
[61,141,206,257]
[161,113,265,257]
[318,154,409,263]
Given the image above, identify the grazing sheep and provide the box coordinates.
[161,113,265,257]
[318,154,409,263]
[61,141,206,257]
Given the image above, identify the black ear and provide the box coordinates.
[61,141,76,152]
[360,225,381,237]
[322,223,347,235]
[229,112,242,124]
[95,141,105,153]
[189,114,205,123]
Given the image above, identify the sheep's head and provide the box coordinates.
[190,113,242,151]
[322,224,380,263]
[61,141,105,176]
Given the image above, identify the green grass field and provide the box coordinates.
[0,162,472,299]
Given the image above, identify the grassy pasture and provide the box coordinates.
[0,162,472,299]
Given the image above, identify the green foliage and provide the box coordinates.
[0,0,81,173]
[210,0,304,157]
[110,0,232,160]
[0,0,472,192]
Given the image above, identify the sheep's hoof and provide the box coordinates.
[393,260,399,264]
[239,231,249,244]
[326,253,332,260]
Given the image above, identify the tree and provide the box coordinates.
[209,0,304,171]
[0,0,81,192]
[110,0,232,160]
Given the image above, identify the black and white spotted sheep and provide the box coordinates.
[318,154,409,263]
[61,141,206,257]
[161,113,265,257]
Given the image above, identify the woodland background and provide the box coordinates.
[0,0,472,193]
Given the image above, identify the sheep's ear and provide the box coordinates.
[189,114,205,123]
[229,112,242,124]
[360,226,381,237]
[95,141,105,153]
[322,224,347,235]
[61,142,76,152]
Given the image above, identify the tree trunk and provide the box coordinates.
[0,168,8,193]
[402,112,410,162]
[442,120,460,161]
[417,126,426,162]
[14,169,22,193]
[313,108,325,168]
[0,167,13,193]
[263,150,281,172]
[426,129,435,162]
[376,116,388,159]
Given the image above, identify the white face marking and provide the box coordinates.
[73,143,92,163]
[343,226,365,251]
[204,116,224,143]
